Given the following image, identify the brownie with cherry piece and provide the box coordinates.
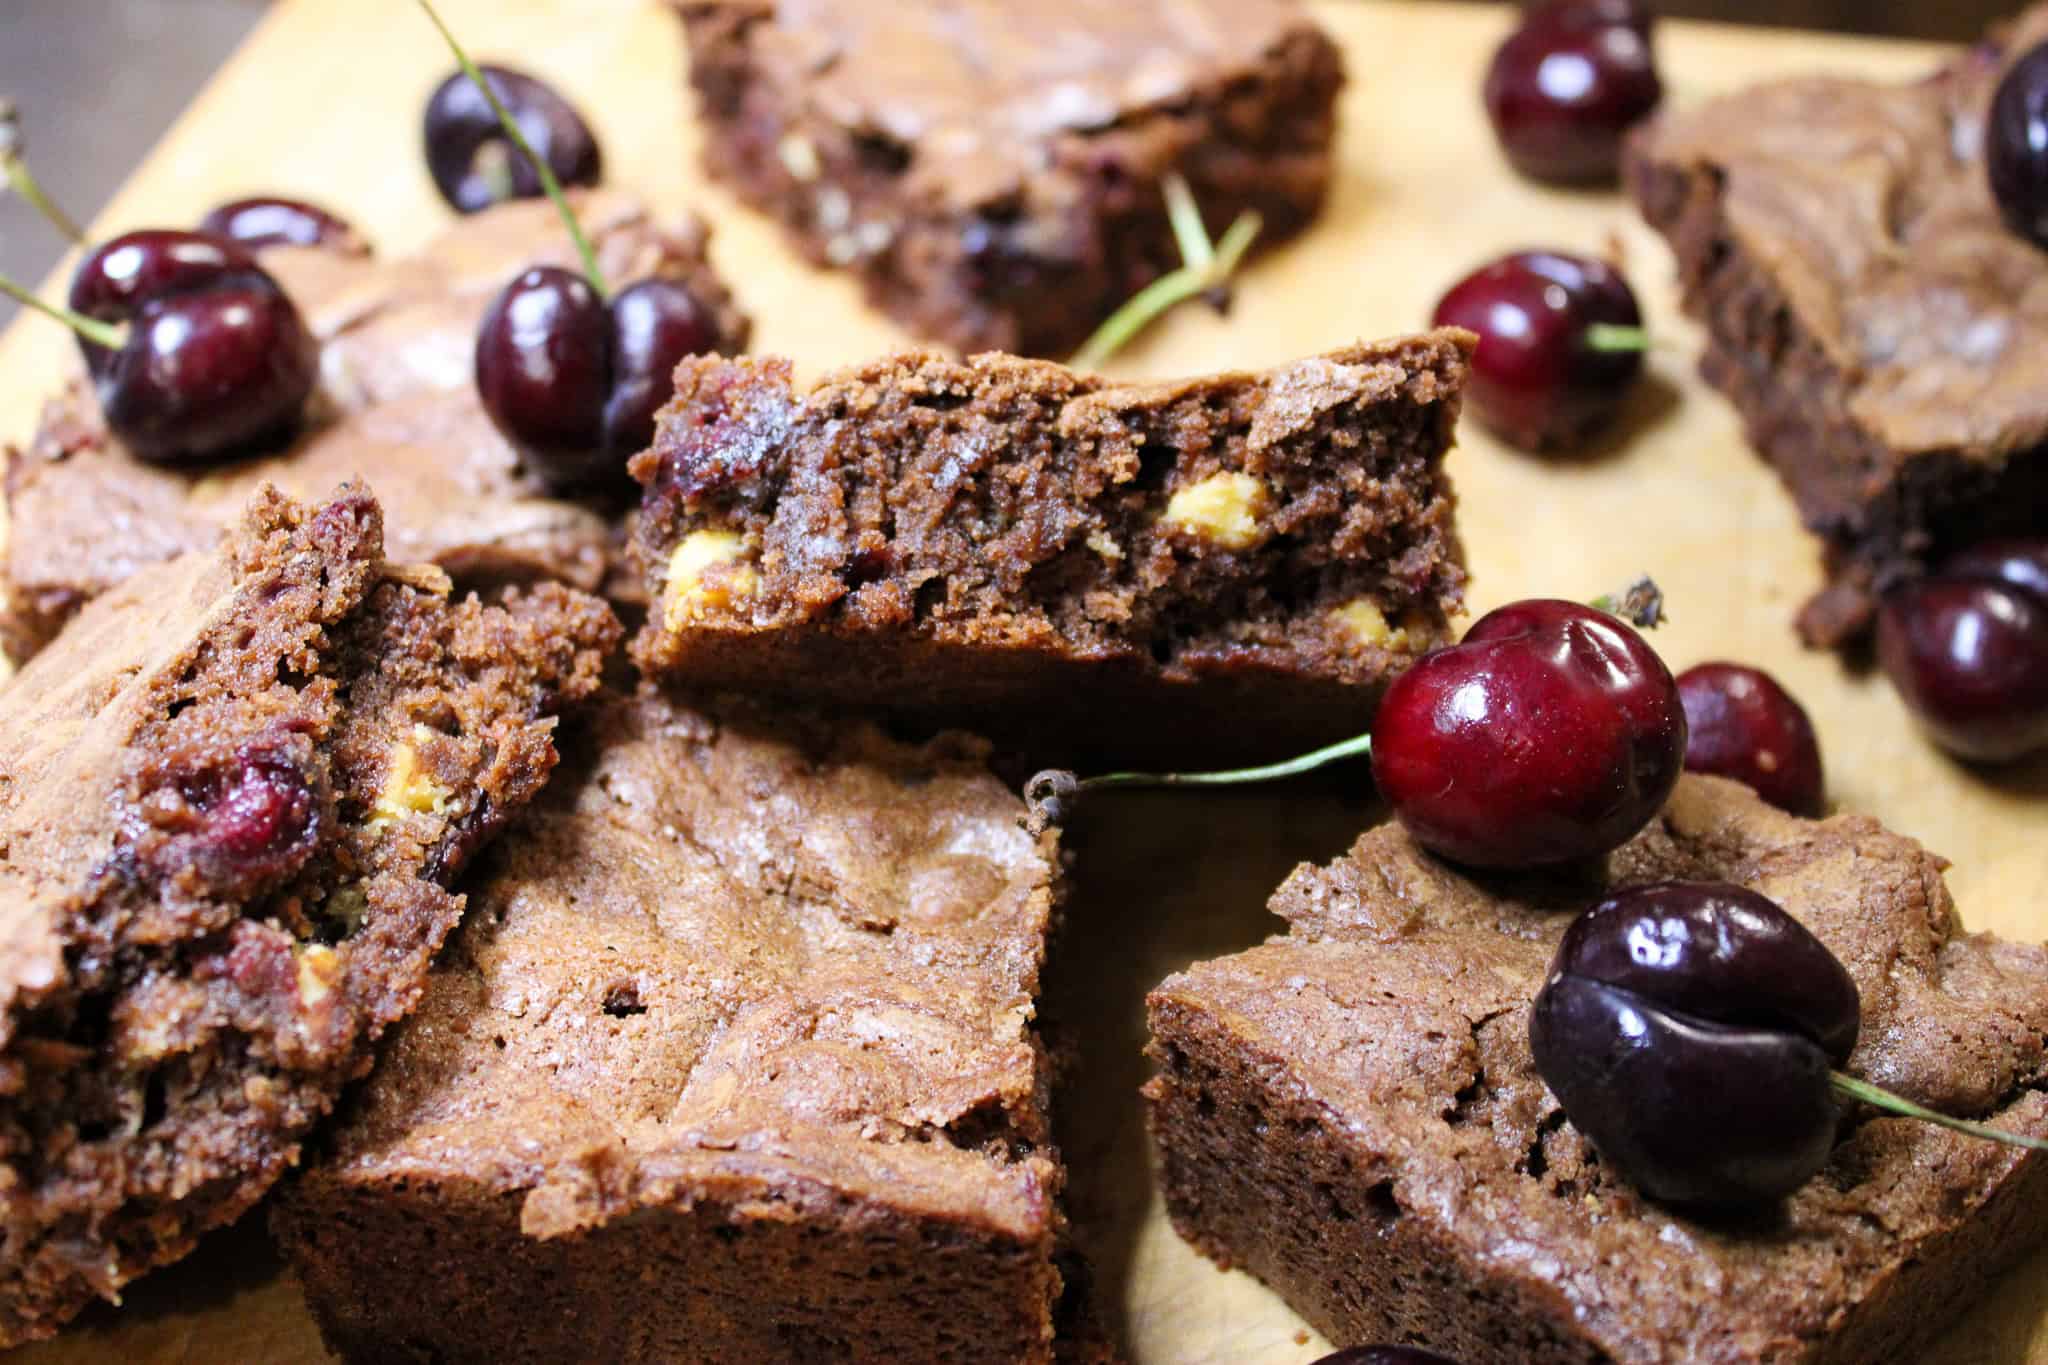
[672,0,1343,356]
[628,334,1471,768]
[1628,8,2048,646]
[1146,774,2048,1364]
[0,483,617,1344]
[275,690,1083,1364]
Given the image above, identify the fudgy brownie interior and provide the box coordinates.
[1146,775,2048,1364]
[632,335,1469,765]
[0,484,617,1344]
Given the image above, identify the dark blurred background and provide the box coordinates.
[0,0,2022,326]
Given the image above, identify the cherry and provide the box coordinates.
[1311,1349,1463,1365]
[1676,662,1825,816]
[1370,599,1686,868]
[161,747,324,895]
[424,63,600,215]
[1987,38,2048,250]
[198,196,370,256]
[1484,0,1661,185]
[1430,251,1644,452]
[58,229,317,463]
[1878,542,2048,762]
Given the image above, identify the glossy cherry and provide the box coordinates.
[1431,251,1644,452]
[1371,599,1686,868]
[1484,0,1661,185]
[199,196,369,256]
[475,267,721,491]
[1529,881,1857,1208]
[1987,38,2048,250]
[1311,1349,1462,1365]
[1877,539,2048,762]
[424,64,600,215]
[1676,662,1825,816]
[66,229,318,464]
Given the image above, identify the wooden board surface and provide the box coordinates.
[2,1,2044,1360]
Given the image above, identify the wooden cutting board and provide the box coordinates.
[1,1,2043,1360]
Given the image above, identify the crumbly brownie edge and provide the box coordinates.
[0,487,618,1344]
[1626,146,2048,647]
[673,2,1342,356]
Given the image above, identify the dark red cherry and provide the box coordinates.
[424,64,600,215]
[1431,251,1644,452]
[476,268,725,492]
[1878,568,2048,764]
[67,229,317,464]
[1370,599,1686,868]
[1987,39,2048,250]
[1484,1,1662,185]
[1676,662,1825,816]
[1529,881,1855,1208]
[162,746,324,896]
[199,196,370,256]
[1311,1349,1463,1365]
[1940,538,2048,601]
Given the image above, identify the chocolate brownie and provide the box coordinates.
[0,191,747,661]
[274,690,1073,1363]
[0,484,617,1344]
[673,0,1342,356]
[1145,774,2048,1364]
[629,334,1470,768]
[1628,11,2048,646]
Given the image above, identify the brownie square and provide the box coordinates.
[0,192,748,662]
[1146,775,2048,1363]
[673,0,1343,356]
[629,334,1470,768]
[275,692,1075,1364]
[1628,9,2048,645]
[0,484,618,1344]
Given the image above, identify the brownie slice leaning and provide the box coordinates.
[674,0,1342,356]
[274,690,1072,1364]
[0,483,618,1344]
[630,334,1470,768]
[1145,774,2048,1364]
[1628,9,2048,646]
[0,191,748,662]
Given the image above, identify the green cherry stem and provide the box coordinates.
[1584,322,1650,353]
[414,0,608,298]
[0,271,123,350]
[1069,173,1261,371]
[1830,1073,2048,1154]
[0,103,84,245]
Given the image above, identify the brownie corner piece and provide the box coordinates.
[672,0,1343,355]
[1626,10,2048,645]
[274,692,1072,1364]
[0,481,617,1344]
[1144,774,2048,1363]
[628,333,1470,767]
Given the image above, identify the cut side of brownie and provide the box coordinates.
[1145,774,2048,1364]
[274,690,1071,1364]
[674,0,1342,356]
[0,191,747,662]
[0,484,617,1344]
[1628,11,2048,646]
[630,335,1470,767]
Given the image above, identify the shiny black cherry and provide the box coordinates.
[1987,38,2048,249]
[1484,0,1662,185]
[1311,1349,1463,1365]
[424,64,600,215]
[1676,662,1825,816]
[199,196,369,256]
[1431,251,1644,452]
[1529,881,1858,1208]
[1878,549,2048,762]
[67,229,317,464]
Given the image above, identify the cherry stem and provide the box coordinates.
[1830,1072,2048,1154]
[1024,731,1373,828]
[1584,322,1650,353]
[414,0,608,299]
[1070,173,1261,371]
[0,104,84,246]
[0,271,123,350]
[1589,575,1665,629]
